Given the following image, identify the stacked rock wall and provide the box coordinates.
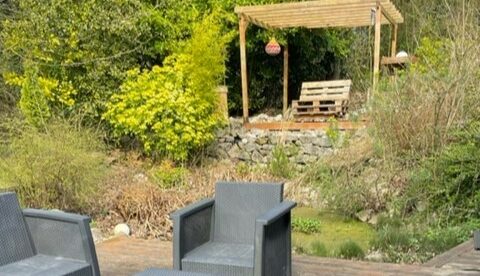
[212,118,341,165]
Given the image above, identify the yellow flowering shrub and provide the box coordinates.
[104,13,232,160]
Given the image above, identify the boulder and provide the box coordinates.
[255,137,269,145]
[251,151,264,163]
[365,251,384,262]
[114,223,130,236]
[356,209,373,223]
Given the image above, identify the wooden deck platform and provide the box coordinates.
[244,121,367,131]
[425,239,480,273]
[95,236,480,275]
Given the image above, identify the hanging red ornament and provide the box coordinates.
[265,38,281,56]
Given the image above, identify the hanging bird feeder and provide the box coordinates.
[265,38,281,56]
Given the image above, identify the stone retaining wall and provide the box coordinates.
[211,118,342,165]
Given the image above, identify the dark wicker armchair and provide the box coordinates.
[171,182,296,276]
[0,192,100,276]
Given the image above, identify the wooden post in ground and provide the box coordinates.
[239,15,249,123]
[391,24,398,57]
[372,2,382,96]
[283,44,289,117]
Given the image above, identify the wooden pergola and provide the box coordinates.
[235,0,404,124]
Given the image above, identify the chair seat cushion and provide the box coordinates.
[0,254,92,276]
[182,242,253,275]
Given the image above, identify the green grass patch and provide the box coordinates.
[336,240,365,259]
[292,207,376,257]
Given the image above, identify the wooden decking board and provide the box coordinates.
[293,256,437,275]
[95,236,480,276]
[425,240,474,267]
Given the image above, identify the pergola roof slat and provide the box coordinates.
[235,0,403,29]
[265,17,390,29]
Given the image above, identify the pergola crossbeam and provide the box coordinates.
[243,15,273,30]
[235,0,403,29]
[379,3,396,25]
[240,3,398,19]
[260,16,390,29]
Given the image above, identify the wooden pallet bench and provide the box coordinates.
[292,80,351,121]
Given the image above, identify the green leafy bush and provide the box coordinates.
[11,65,51,127]
[326,117,341,147]
[269,145,296,179]
[104,13,232,161]
[292,217,321,234]
[372,225,410,251]
[336,240,365,259]
[372,220,480,263]
[405,123,480,224]
[150,160,189,189]
[0,120,107,212]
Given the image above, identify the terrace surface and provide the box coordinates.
[95,236,480,275]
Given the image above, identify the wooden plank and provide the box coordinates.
[381,56,417,65]
[301,93,349,100]
[295,112,341,117]
[391,24,398,57]
[239,15,249,123]
[425,240,474,268]
[283,44,289,116]
[379,2,396,25]
[97,236,172,275]
[293,256,438,275]
[293,99,347,106]
[95,236,480,276]
[302,87,350,94]
[275,20,384,29]
[372,2,382,95]
[300,95,349,101]
[302,90,350,96]
[244,121,366,130]
[256,13,391,26]
[235,0,376,14]
[235,0,403,29]
[235,0,404,24]
[294,104,346,110]
[249,5,388,20]
[243,15,272,30]
[302,80,352,88]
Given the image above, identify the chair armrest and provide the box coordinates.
[23,209,100,276]
[254,201,297,276]
[171,198,215,270]
[256,201,296,226]
[170,198,214,219]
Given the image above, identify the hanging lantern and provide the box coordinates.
[265,38,281,56]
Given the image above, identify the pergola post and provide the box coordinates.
[372,2,382,94]
[283,44,289,116]
[239,15,249,123]
[391,24,398,57]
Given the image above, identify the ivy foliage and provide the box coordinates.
[104,13,233,160]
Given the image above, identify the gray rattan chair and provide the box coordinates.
[0,192,100,276]
[171,181,296,276]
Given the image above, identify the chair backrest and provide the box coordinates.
[213,182,283,244]
[0,193,35,266]
[300,80,351,101]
